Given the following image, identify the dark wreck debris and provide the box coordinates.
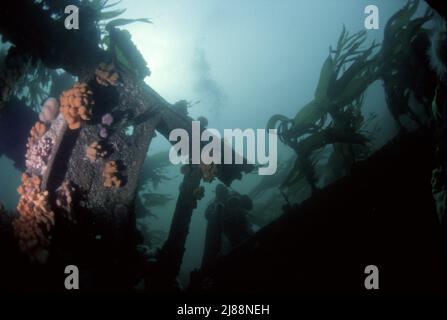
[201,184,254,270]
[426,0,447,20]
[190,129,446,296]
[146,165,203,292]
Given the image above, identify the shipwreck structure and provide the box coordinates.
[0,0,445,295]
[0,0,251,291]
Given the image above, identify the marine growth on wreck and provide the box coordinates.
[0,0,445,303]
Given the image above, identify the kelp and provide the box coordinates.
[14,60,51,110]
[379,0,420,58]
[78,0,152,78]
[379,0,434,127]
[267,26,378,192]
[0,32,75,111]
[87,0,153,79]
[266,0,432,193]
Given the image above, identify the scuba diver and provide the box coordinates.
[201,184,254,269]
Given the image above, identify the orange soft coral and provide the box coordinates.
[17,172,41,196]
[27,121,47,146]
[59,82,94,130]
[86,141,107,162]
[14,173,55,263]
[103,160,122,188]
[95,62,119,86]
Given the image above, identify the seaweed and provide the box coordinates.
[379,0,435,128]
[266,0,434,194]
[267,25,378,193]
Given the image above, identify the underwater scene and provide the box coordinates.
[0,0,446,308]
